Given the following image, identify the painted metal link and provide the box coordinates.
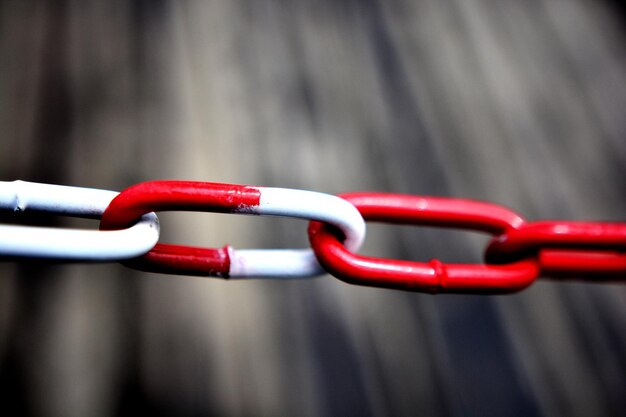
[308,193,625,293]
[0,181,160,261]
[485,221,626,276]
[100,180,366,278]
[308,193,540,294]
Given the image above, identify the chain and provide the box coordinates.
[99,181,365,278]
[1,180,624,294]
[0,181,159,260]
[309,193,625,293]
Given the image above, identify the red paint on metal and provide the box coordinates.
[540,250,626,277]
[339,193,525,234]
[101,181,261,230]
[122,244,232,277]
[485,221,626,274]
[308,193,539,294]
[100,181,261,276]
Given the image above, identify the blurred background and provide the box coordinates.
[1,0,625,416]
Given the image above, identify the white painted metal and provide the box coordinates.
[0,180,159,260]
[254,188,365,251]
[229,249,322,278]
[228,187,366,277]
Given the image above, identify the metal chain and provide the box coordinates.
[0,181,159,260]
[1,179,624,293]
[99,180,365,278]
[308,193,625,294]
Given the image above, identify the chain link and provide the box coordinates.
[99,180,365,278]
[1,179,624,292]
[485,222,626,275]
[308,193,540,294]
[0,181,159,260]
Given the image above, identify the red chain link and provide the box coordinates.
[308,193,625,293]
[308,193,540,294]
[539,250,626,276]
[100,181,261,276]
[486,222,626,276]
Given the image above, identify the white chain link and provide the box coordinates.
[0,181,159,261]
[228,187,366,277]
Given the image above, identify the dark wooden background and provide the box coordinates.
[1,1,625,416]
